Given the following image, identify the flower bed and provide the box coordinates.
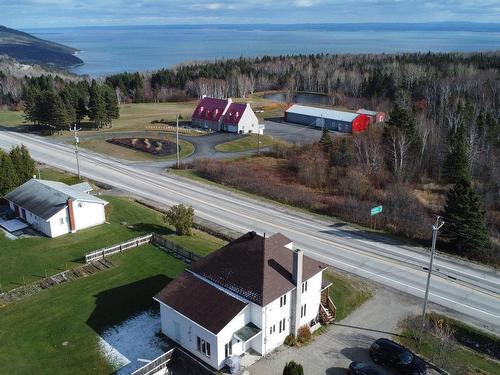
[107,137,178,156]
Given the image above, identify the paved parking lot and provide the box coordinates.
[248,287,425,375]
[264,119,324,144]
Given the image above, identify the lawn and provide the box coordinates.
[78,135,195,161]
[0,188,224,292]
[215,134,275,152]
[0,245,186,375]
[0,110,25,127]
[324,271,373,321]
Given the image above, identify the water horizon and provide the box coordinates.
[25,23,500,77]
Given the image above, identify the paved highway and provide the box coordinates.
[1,130,499,332]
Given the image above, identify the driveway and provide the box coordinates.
[264,119,324,144]
[248,286,439,375]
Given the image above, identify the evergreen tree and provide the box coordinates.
[283,361,304,375]
[319,127,332,149]
[0,150,18,195]
[442,125,469,184]
[75,95,88,124]
[103,85,119,127]
[330,138,352,167]
[45,91,71,130]
[9,145,35,184]
[442,177,490,255]
[88,80,107,128]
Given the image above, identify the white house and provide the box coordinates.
[154,232,335,371]
[221,102,264,134]
[4,179,108,238]
[191,96,264,134]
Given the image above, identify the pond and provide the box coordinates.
[262,92,332,105]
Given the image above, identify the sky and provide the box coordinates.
[2,0,500,29]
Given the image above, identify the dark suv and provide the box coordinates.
[369,338,426,375]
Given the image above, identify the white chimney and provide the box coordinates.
[292,249,303,336]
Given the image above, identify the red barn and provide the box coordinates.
[356,109,386,124]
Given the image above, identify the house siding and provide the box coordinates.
[72,201,106,231]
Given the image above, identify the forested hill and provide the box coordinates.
[0,25,83,68]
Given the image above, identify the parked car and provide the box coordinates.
[369,338,426,375]
[348,361,381,375]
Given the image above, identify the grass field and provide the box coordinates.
[0,245,186,375]
[78,136,195,161]
[0,167,225,291]
[215,134,275,152]
[324,271,373,321]
[0,110,25,127]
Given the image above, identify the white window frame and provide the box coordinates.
[197,336,211,357]
[301,304,307,318]
[280,294,287,307]
[302,281,308,293]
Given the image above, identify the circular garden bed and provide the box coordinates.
[107,137,179,156]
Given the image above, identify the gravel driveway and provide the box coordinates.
[248,286,434,375]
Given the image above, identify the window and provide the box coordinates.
[280,294,287,307]
[224,340,232,358]
[269,324,275,335]
[196,337,211,357]
[302,281,308,293]
[301,304,307,318]
[60,218,65,225]
[279,318,286,333]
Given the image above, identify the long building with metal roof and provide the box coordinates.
[285,104,370,133]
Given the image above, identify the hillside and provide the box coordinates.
[0,25,83,68]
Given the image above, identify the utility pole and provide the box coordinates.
[420,215,444,340]
[70,124,81,180]
[257,126,261,156]
[176,114,180,169]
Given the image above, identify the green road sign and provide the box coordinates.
[370,205,383,216]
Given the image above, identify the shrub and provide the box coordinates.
[164,204,194,235]
[296,325,312,344]
[284,334,296,347]
[283,361,304,375]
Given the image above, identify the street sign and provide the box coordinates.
[370,205,383,216]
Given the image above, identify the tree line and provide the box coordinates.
[22,77,119,132]
[0,145,35,195]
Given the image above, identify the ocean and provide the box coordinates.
[25,24,500,77]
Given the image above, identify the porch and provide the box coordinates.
[319,280,336,325]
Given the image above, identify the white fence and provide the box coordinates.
[84,234,153,263]
[131,348,174,375]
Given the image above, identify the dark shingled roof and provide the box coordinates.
[189,232,327,306]
[4,179,107,220]
[155,272,247,334]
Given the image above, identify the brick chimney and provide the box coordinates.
[292,248,303,336]
[67,199,76,233]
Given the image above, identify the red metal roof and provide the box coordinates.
[222,103,247,125]
[192,97,229,122]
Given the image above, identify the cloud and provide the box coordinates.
[1,0,499,28]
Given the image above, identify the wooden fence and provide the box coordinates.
[131,348,175,375]
[84,233,202,264]
[84,234,153,263]
[152,233,202,263]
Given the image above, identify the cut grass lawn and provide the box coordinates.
[215,134,275,152]
[0,245,186,375]
[78,136,194,161]
[0,168,225,291]
[324,271,373,321]
[0,110,25,127]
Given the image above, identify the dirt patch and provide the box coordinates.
[108,137,178,156]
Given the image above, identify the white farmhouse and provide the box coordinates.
[155,231,336,371]
[221,102,264,134]
[4,179,108,238]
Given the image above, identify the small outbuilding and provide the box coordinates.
[285,104,370,133]
[356,109,386,124]
[4,179,108,238]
